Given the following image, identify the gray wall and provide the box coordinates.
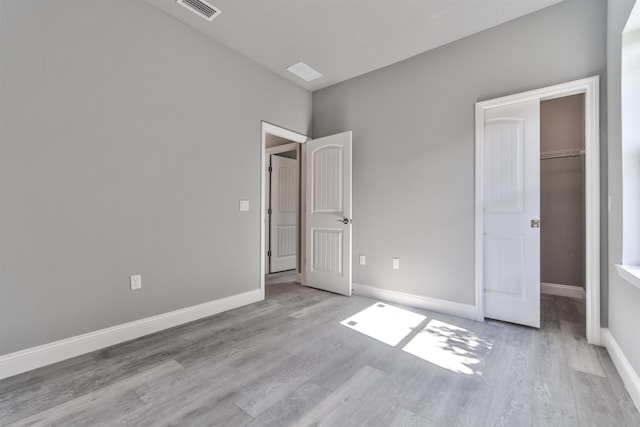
[0,0,311,355]
[607,0,640,377]
[312,0,607,306]
[540,95,586,288]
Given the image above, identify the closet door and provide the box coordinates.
[483,100,540,328]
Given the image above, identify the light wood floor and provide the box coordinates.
[1,277,638,426]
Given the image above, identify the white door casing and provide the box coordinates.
[305,131,353,296]
[483,100,541,328]
[269,154,298,272]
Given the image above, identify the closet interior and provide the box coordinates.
[540,94,586,310]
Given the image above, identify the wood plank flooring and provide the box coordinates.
[1,276,638,426]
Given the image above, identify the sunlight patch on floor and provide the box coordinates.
[340,302,426,346]
[402,319,492,376]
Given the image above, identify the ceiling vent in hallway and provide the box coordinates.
[286,62,322,82]
[177,0,221,21]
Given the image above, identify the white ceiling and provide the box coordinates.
[145,0,563,92]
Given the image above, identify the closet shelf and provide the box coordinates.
[540,148,585,160]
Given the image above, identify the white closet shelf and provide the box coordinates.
[540,148,585,160]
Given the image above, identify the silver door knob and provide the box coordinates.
[338,218,352,224]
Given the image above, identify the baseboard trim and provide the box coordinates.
[0,289,262,380]
[541,282,585,300]
[352,283,477,320]
[601,328,640,412]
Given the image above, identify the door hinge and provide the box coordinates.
[268,208,272,215]
[268,166,273,173]
[267,250,271,257]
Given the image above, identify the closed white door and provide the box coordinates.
[304,131,352,296]
[269,154,298,272]
[483,100,540,328]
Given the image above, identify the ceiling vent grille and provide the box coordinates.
[177,0,221,22]
[286,62,322,82]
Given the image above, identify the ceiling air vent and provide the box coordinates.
[177,0,221,22]
[286,62,322,82]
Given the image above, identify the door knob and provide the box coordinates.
[338,218,352,224]
[531,219,540,228]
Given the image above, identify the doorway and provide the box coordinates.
[261,122,308,299]
[260,122,354,299]
[540,94,587,302]
[474,76,601,344]
[266,140,300,274]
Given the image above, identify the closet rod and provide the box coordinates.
[540,148,585,160]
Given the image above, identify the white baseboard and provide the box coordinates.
[352,283,478,320]
[601,328,640,412]
[541,282,585,300]
[0,289,262,380]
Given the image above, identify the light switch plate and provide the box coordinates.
[392,257,400,269]
[359,254,366,265]
[239,200,250,211]
[130,274,142,290]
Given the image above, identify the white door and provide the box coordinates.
[483,100,540,328]
[304,131,352,296]
[269,154,298,272]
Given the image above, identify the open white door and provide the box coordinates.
[483,100,540,328]
[304,131,352,296]
[269,154,298,273]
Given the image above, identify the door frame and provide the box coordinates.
[261,122,309,299]
[474,76,601,344]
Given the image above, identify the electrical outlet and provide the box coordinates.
[392,257,400,269]
[359,254,366,265]
[239,200,250,211]
[130,274,142,290]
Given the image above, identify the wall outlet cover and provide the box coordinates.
[359,254,366,265]
[239,200,250,211]
[392,257,400,269]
